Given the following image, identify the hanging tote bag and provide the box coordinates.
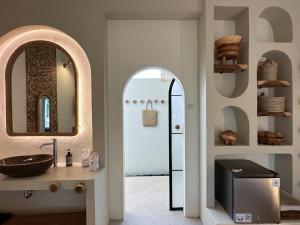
[142,100,158,127]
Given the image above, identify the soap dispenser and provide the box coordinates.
[66,149,73,167]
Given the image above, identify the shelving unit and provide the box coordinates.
[257,49,293,146]
[201,1,299,225]
[213,6,249,98]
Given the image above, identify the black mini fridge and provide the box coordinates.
[215,160,280,224]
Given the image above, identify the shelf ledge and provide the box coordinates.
[257,112,292,117]
[214,64,248,74]
[258,80,291,88]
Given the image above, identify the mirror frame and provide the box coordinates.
[6,40,78,136]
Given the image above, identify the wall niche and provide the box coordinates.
[257,7,293,43]
[257,50,293,145]
[214,6,249,98]
[214,106,249,146]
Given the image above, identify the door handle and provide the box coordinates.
[175,125,180,130]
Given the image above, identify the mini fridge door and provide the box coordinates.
[233,178,280,224]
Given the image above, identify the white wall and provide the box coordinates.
[124,77,171,176]
[107,20,199,218]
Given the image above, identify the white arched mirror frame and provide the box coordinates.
[0,25,92,162]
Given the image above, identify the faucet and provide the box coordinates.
[40,139,57,167]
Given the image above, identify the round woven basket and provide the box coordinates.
[258,58,278,80]
[258,95,285,112]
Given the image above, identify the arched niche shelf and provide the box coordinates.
[257,50,293,145]
[214,6,249,98]
[214,71,248,98]
[214,106,249,146]
[257,7,293,42]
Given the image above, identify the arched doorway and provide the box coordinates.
[123,67,185,215]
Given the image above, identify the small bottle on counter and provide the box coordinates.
[66,149,73,167]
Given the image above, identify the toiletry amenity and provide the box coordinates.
[81,149,90,167]
[66,149,73,167]
[89,152,99,171]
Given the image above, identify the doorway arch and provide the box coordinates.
[122,67,185,212]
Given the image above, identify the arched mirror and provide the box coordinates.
[6,41,78,136]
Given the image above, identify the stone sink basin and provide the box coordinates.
[0,154,54,177]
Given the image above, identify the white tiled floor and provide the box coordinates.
[109,176,202,225]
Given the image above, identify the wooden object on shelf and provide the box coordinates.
[215,35,242,65]
[281,190,300,220]
[258,80,290,88]
[258,131,284,145]
[215,35,242,49]
[214,64,248,74]
[257,112,292,117]
[281,210,300,220]
[219,130,238,145]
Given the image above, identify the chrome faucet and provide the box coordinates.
[40,139,57,167]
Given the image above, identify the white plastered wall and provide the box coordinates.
[124,77,171,176]
[107,20,199,219]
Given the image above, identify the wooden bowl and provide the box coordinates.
[215,35,242,49]
[220,130,238,145]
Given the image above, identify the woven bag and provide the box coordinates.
[142,100,157,127]
[258,58,278,80]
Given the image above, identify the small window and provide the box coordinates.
[38,96,51,132]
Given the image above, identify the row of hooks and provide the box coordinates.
[125,99,166,104]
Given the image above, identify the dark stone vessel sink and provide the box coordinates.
[0,154,53,177]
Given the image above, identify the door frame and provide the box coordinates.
[169,78,185,211]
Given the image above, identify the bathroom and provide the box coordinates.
[0,1,299,225]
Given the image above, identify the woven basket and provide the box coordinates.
[258,94,285,112]
[258,58,278,80]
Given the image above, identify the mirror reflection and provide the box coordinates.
[7,41,77,136]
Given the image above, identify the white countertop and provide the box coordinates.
[0,166,101,191]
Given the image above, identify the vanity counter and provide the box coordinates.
[0,167,106,225]
[0,166,100,191]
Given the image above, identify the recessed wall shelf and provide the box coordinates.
[257,80,290,88]
[214,106,249,146]
[214,64,248,74]
[258,7,293,43]
[213,6,249,98]
[257,112,292,117]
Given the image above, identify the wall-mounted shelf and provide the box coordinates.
[257,112,292,117]
[214,64,248,74]
[257,80,290,88]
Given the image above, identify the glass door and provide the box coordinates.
[169,79,184,210]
